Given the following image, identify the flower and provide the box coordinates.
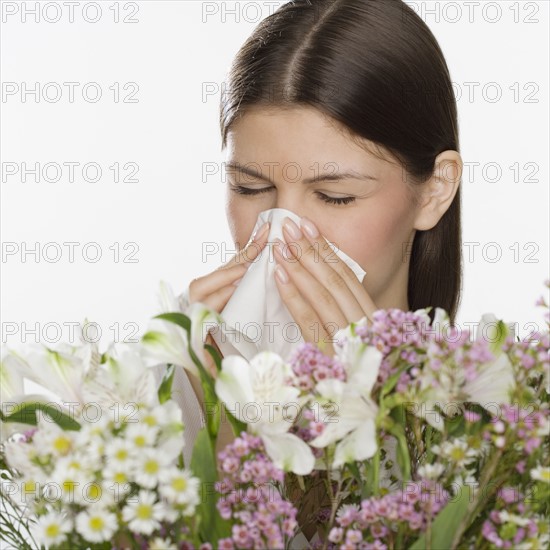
[82,343,159,410]
[3,339,97,405]
[417,463,445,479]
[124,422,159,451]
[121,490,165,535]
[33,511,72,547]
[309,341,383,468]
[530,466,550,483]
[75,506,118,543]
[413,313,516,430]
[158,467,200,510]
[141,281,222,378]
[150,538,178,550]
[215,351,315,475]
[431,438,478,469]
[133,447,173,489]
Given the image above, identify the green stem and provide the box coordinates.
[451,447,504,549]
[372,446,381,496]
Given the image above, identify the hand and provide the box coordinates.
[273,216,378,356]
[186,222,270,380]
[188,221,270,312]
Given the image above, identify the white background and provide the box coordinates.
[1,0,549,351]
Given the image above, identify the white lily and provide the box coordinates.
[215,351,315,475]
[0,347,25,404]
[1,338,101,440]
[141,281,223,378]
[466,313,516,404]
[1,349,48,441]
[1,338,98,406]
[82,343,159,410]
[309,335,383,468]
[415,312,516,430]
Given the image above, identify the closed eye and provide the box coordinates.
[230,186,356,206]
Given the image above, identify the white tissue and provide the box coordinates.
[210,208,366,361]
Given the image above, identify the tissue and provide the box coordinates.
[210,208,366,361]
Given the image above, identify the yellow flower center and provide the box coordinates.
[136,504,152,520]
[62,480,77,493]
[87,484,102,500]
[450,447,466,461]
[113,472,127,484]
[53,436,71,455]
[89,516,105,531]
[144,460,159,475]
[115,449,129,461]
[171,477,187,492]
[45,524,60,538]
[142,414,157,426]
[23,480,37,493]
[133,435,146,447]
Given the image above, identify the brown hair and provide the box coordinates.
[219,0,462,322]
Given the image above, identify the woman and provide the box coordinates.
[170,0,463,541]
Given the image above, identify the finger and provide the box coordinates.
[189,262,247,304]
[218,221,271,270]
[275,233,363,332]
[273,259,334,346]
[292,216,378,321]
[198,283,240,313]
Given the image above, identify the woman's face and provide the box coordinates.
[224,105,423,311]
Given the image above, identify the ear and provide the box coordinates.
[413,150,462,231]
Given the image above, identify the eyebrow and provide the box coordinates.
[225,161,378,184]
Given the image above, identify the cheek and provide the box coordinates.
[225,195,264,250]
[319,197,415,276]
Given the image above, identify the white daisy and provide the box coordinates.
[105,437,136,467]
[149,538,177,550]
[530,466,550,484]
[122,490,165,535]
[104,463,131,487]
[50,462,90,505]
[133,448,172,489]
[158,467,200,510]
[417,463,445,479]
[124,422,158,451]
[431,438,478,469]
[33,511,72,547]
[31,419,75,458]
[138,404,168,428]
[498,510,532,527]
[76,506,118,543]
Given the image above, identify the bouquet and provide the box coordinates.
[1,280,549,549]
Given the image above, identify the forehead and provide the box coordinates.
[225,104,393,171]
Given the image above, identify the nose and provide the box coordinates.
[274,192,306,218]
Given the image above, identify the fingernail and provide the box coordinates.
[233,277,243,286]
[300,217,319,239]
[252,222,270,242]
[275,265,289,284]
[275,238,293,260]
[283,217,303,240]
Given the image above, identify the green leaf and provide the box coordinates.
[489,319,509,355]
[155,312,191,332]
[409,483,471,550]
[222,403,247,436]
[157,363,176,404]
[386,424,411,482]
[2,402,81,431]
[380,362,405,399]
[156,311,219,441]
[190,427,231,542]
[204,344,222,373]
